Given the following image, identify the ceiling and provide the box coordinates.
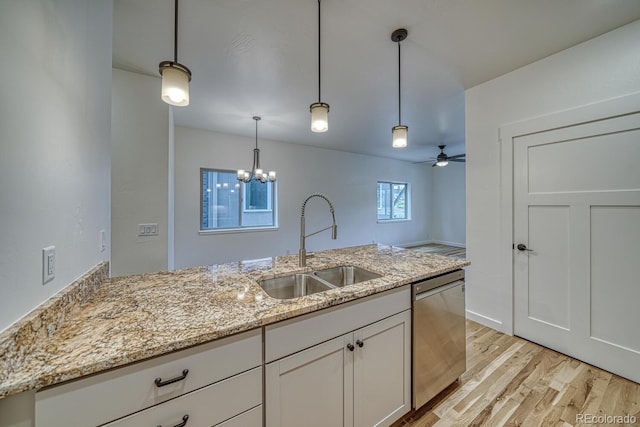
[113,0,640,162]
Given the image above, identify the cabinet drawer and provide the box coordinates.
[36,328,261,427]
[266,285,410,362]
[104,367,262,427]
[216,405,262,427]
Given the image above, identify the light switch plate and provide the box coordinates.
[43,246,55,284]
[138,223,159,236]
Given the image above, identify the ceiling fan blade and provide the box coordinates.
[449,158,465,162]
[447,154,465,160]
[431,162,437,167]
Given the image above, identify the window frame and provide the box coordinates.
[376,180,411,223]
[199,168,278,234]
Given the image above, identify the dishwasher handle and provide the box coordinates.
[414,280,464,302]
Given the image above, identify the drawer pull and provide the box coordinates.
[154,369,189,387]
[158,414,189,427]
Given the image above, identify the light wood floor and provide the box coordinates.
[392,321,640,427]
[408,243,467,260]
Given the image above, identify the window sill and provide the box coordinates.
[199,226,279,235]
[377,219,411,224]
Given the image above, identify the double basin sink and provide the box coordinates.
[259,265,382,300]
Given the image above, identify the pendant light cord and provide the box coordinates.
[318,0,322,103]
[174,0,179,63]
[398,41,401,125]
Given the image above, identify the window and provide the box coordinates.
[201,169,277,231]
[377,181,409,221]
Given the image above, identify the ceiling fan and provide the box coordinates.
[429,145,465,167]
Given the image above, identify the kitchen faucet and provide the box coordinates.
[299,193,337,267]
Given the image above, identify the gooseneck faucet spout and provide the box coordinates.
[299,193,337,267]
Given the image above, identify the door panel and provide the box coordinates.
[527,205,570,329]
[527,129,640,193]
[353,310,410,427]
[590,206,640,353]
[514,110,640,383]
[265,335,349,427]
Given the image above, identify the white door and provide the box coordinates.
[353,310,411,427]
[514,111,640,383]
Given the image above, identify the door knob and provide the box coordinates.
[347,343,355,351]
[356,340,364,348]
[516,244,533,252]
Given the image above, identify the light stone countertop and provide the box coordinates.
[0,244,468,398]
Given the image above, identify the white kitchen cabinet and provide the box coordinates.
[266,335,351,427]
[35,328,261,427]
[353,311,411,427]
[266,309,411,427]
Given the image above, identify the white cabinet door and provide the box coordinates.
[353,310,411,427]
[266,335,352,427]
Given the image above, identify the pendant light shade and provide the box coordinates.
[159,0,191,107]
[392,125,408,148]
[237,117,276,184]
[310,102,329,133]
[391,28,408,148]
[160,62,191,106]
[310,0,329,133]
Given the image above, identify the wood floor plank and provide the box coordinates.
[433,341,526,418]
[392,320,640,427]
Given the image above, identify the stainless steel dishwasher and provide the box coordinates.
[412,269,466,409]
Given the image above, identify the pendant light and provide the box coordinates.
[391,28,408,148]
[310,0,329,133]
[159,0,192,106]
[237,117,276,184]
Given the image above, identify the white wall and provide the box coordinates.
[0,0,112,332]
[465,20,640,332]
[111,69,169,276]
[430,162,466,246]
[174,126,432,268]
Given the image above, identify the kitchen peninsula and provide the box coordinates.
[0,244,468,426]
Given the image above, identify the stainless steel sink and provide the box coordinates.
[313,265,381,287]
[259,274,335,299]
[259,266,382,299]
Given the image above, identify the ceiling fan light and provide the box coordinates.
[392,125,408,148]
[310,102,329,133]
[160,61,191,106]
[436,160,449,167]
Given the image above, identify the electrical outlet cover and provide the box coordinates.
[43,246,55,284]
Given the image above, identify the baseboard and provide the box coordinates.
[429,239,466,248]
[400,239,466,249]
[465,309,509,335]
[397,240,431,248]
